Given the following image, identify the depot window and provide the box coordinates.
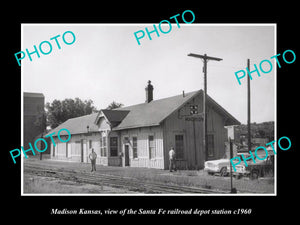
[110,137,118,157]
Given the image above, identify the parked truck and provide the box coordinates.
[227,150,274,179]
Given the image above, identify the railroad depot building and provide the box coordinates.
[47,81,240,170]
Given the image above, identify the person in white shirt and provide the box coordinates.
[169,147,176,172]
[89,148,97,172]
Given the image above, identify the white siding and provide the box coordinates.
[120,126,164,169]
[49,126,165,169]
[50,133,108,165]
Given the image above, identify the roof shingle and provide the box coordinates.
[48,113,99,136]
[46,89,240,136]
[112,90,199,130]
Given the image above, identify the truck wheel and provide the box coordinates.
[250,170,259,180]
[220,167,227,177]
[236,174,242,179]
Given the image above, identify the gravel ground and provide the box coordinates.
[23,158,275,194]
[23,174,139,194]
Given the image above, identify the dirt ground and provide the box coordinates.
[23,174,138,194]
[23,158,275,194]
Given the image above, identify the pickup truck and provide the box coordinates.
[227,150,274,179]
[204,159,230,176]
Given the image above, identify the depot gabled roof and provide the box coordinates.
[111,90,199,130]
[47,89,240,136]
[98,90,240,131]
[47,113,99,136]
[94,109,130,126]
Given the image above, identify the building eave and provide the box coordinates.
[112,123,161,131]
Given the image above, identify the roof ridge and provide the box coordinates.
[113,90,202,131]
[157,90,201,123]
[118,89,201,110]
[68,112,98,120]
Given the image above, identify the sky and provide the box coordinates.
[22,24,275,124]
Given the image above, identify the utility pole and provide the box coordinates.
[247,59,251,153]
[188,53,222,161]
[229,137,236,193]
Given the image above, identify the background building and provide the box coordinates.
[23,92,46,153]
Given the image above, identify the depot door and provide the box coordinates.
[81,139,87,162]
[124,145,130,166]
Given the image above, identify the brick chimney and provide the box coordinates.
[145,80,154,103]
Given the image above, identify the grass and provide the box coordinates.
[23,174,137,194]
[95,166,274,193]
[107,168,274,193]
[24,159,275,194]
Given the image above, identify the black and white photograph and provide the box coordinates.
[21,24,275,195]
[4,4,299,220]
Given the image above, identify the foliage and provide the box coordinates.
[46,98,98,129]
[106,101,124,110]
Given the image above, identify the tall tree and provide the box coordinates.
[106,101,124,110]
[46,98,98,129]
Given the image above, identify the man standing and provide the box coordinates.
[89,148,97,172]
[169,147,176,172]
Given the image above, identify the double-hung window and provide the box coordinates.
[132,137,138,158]
[207,134,214,157]
[148,135,155,159]
[110,137,118,157]
[175,135,184,159]
[100,136,107,157]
